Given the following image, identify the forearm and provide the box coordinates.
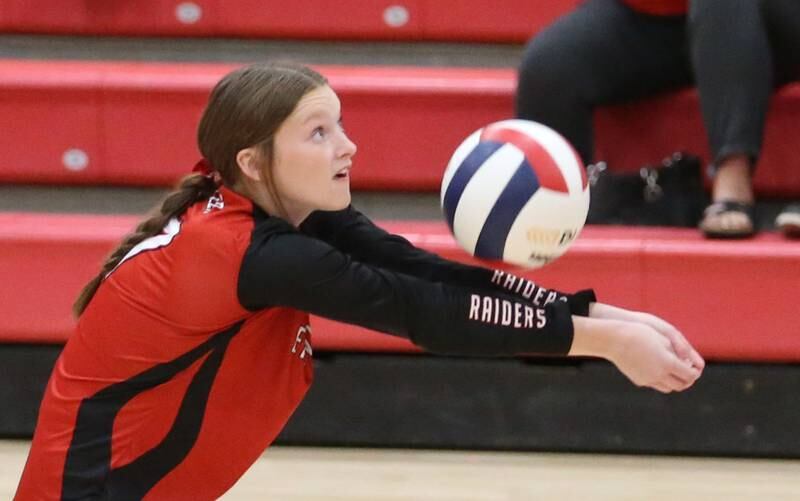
[567,316,629,360]
[404,281,575,356]
[589,302,643,322]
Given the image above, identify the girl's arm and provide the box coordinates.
[300,206,596,316]
[238,217,703,392]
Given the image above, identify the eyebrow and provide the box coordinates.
[302,110,342,124]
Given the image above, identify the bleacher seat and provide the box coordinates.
[1,59,799,196]
[0,0,579,42]
[1,212,797,362]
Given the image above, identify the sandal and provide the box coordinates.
[699,200,756,239]
[776,204,800,238]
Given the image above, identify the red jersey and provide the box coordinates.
[16,188,313,500]
[16,186,594,500]
[622,0,688,16]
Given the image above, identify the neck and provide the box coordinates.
[231,181,310,227]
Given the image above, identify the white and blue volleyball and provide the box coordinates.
[441,119,589,268]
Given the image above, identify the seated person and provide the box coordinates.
[516,0,800,238]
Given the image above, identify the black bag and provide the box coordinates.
[586,152,708,227]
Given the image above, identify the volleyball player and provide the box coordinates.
[15,62,703,500]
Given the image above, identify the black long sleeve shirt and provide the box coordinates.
[238,205,595,356]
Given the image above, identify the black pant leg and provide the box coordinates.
[515,0,690,165]
[689,0,773,166]
[762,0,800,84]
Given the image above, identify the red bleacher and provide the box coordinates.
[1,59,799,195]
[0,0,579,42]
[0,60,512,188]
[1,212,798,362]
[2,10,799,367]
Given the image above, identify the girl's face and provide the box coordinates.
[271,85,357,225]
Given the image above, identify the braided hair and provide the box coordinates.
[73,62,327,316]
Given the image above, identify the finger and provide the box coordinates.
[659,326,704,369]
[640,313,677,335]
[651,383,673,394]
[669,357,702,384]
[672,337,705,370]
[683,350,705,371]
[647,314,677,334]
[688,349,706,370]
[658,367,691,390]
[668,374,694,392]
[659,325,692,357]
[642,314,685,344]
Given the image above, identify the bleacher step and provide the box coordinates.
[2,59,799,196]
[2,213,797,362]
[0,34,523,67]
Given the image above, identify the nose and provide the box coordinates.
[338,130,357,159]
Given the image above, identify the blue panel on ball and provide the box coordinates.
[474,160,540,259]
[442,141,504,231]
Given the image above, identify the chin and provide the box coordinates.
[330,190,351,210]
[334,195,351,210]
[317,197,350,212]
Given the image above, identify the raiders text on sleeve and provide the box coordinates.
[238,214,575,356]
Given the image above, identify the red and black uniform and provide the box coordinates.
[15,186,594,500]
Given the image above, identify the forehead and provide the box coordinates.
[290,85,341,121]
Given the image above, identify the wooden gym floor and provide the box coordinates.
[2,441,799,500]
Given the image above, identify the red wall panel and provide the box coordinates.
[4,0,220,36]
[3,0,579,41]
[421,0,581,42]
[643,241,800,362]
[0,213,135,343]
[330,67,513,189]
[100,62,219,184]
[216,0,422,39]
[0,2,10,31]
[0,61,105,183]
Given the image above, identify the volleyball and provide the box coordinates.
[441,119,590,268]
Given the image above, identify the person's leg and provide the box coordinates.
[690,0,773,236]
[516,0,690,166]
[762,0,800,83]
[762,0,800,237]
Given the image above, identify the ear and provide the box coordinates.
[236,147,261,182]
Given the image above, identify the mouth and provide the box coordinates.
[333,166,351,180]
